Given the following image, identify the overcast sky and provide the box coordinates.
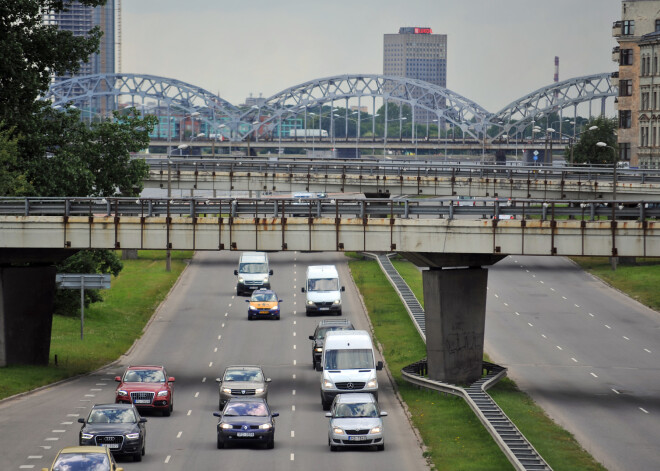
[122,0,620,113]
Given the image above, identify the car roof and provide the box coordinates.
[251,289,276,295]
[335,393,377,404]
[225,365,263,371]
[58,446,110,454]
[317,319,353,327]
[91,403,136,410]
[226,397,268,405]
[125,365,164,370]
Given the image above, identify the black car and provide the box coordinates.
[309,318,354,370]
[213,397,278,449]
[78,403,147,462]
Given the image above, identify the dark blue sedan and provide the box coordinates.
[213,397,278,449]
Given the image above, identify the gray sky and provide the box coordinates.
[123,0,620,113]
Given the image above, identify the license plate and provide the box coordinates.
[320,307,329,311]
[259,311,270,315]
[349,435,367,441]
[105,444,120,449]
[134,399,151,404]
[237,432,254,437]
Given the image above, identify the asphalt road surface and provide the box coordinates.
[0,251,429,471]
[486,255,660,471]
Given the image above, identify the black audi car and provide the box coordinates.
[78,403,147,462]
[213,397,278,449]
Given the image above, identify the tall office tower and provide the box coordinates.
[45,0,116,116]
[383,27,447,122]
[613,0,660,168]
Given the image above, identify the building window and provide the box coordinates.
[656,19,660,32]
[619,79,633,96]
[622,20,635,35]
[642,91,650,110]
[619,142,631,161]
[619,110,632,128]
[620,49,633,65]
[641,126,648,147]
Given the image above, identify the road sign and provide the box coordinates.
[56,274,111,339]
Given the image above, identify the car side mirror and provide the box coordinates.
[215,378,221,383]
[269,269,274,275]
[213,412,222,417]
[245,299,249,303]
[315,363,323,372]
[301,287,305,293]
[271,412,279,417]
[325,412,332,418]
[341,286,345,292]
[380,411,388,417]
[234,270,238,276]
[78,418,85,424]
[168,377,175,382]
[376,361,383,371]
[114,376,121,382]
[266,378,272,383]
[309,335,315,340]
[139,417,147,423]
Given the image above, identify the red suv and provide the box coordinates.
[115,365,175,416]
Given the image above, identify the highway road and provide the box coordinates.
[486,255,660,471]
[0,251,429,470]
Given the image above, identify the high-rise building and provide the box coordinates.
[383,27,447,122]
[44,0,116,115]
[613,0,660,168]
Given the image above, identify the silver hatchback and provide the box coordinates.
[326,393,387,451]
[216,366,271,410]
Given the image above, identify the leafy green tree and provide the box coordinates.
[569,116,618,165]
[0,125,33,195]
[54,249,123,316]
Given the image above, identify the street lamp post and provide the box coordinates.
[545,127,555,165]
[596,141,617,200]
[166,144,188,272]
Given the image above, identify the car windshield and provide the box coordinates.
[239,262,267,274]
[225,369,263,382]
[224,402,268,417]
[251,292,277,302]
[324,349,374,370]
[53,453,110,471]
[308,278,338,291]
[335,402,378,418]
[88,408,137,424]
[124,369,165,383]
[316,326,349,339]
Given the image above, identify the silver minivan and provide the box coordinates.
[234,252,273,296]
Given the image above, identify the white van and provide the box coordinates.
[234,252,273,296]
[301,265,345,316]
[318,330,383,410]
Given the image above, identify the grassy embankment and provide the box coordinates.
[0,251,192,401]
[349,254,606,471]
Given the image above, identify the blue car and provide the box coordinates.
[246,289,282,320]
[213,397,278,449]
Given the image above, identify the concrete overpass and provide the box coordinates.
[143,158,660,200]
[2,197,659,384]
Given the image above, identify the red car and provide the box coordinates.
[115,365,175,416]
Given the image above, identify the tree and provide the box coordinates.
[569,116,618,165]
[0,125,33,195]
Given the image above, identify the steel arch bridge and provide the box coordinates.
[44,72,616,143]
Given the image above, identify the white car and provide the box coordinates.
[326,393,386,451]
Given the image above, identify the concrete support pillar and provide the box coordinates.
[0,266,56,366]
[423,267,488,384]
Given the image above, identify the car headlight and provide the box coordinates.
[81,433,94,440]
[238,276,244,283]
[125,432,140,440]
[220,423,232,429]
[263,276,269,283]
[157,390,168,397]
[366,378,378,388]
[255,388,265,394]
[333,299,341,304]
[323,379,334,388]
[370,426,382,434]
[248,305,257,311]
[222,387,232,394]
[332,427,344,435]
[258,423,272,430]
[307,300,315,306]
[117,390,128,397]
[314,347,323,353]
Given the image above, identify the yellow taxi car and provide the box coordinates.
[246,288,282,320]
[42,446,123,471]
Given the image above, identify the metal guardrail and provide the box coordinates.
[373,253,552,471]
[2,197,660,221]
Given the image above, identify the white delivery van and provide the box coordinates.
[301,265,345,316]
[234,252,273,296]
[319,330,383,410]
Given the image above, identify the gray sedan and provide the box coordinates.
[216,365,271,409]
[325,393,386,451]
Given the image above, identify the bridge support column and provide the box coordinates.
[0,266,57,366]
[423,267,488,384]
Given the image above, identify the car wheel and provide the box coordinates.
[266,438,274,449]
[322,399,331,411]
[312,360,318,370]
[133,451,142,462]
[330,442,338,452]
[163,405,171,417]
[142,442,146,456]
[274,315,280,320]
[217,436,224,449]
[376,443,385,451]
[248,314,253,321]
[219,400,223,411]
